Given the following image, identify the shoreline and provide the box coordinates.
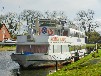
[0,46,16,51]
[48,49,101,76]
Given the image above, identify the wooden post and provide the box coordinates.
[96,43,98,53]
[84,53,85,57]
[16,69,20,76]
[96,43,97,50]
[56,61,58,71]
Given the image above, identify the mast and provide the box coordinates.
[18,13,20,35]
[35,17,40,35]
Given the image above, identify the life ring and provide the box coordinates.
[42,27,47,34]
[48,29,53,35]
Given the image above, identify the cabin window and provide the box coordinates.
[54,45,61,53]
[62,45,69,53]
[16,45,30,53]
[53,45,54,53]
[31,45,49,53]
[74,32,76,37]
[74,32,79,37]
[16,45,49,53]
[79,33,84,38]
[57,30,61,35]
[61,45,62,53]
[70,32,73,37]
[63,31,68,36]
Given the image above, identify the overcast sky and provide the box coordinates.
[0,0,101,20]
[1,0,101,32]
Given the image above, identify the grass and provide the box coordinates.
[48,49,101,76]
[86,44,96,47]
[0,45,16,51]
[69,44,96,51]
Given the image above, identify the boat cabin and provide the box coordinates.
[16,36,70,55]
[16,18,85,54]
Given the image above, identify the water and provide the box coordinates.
[0,51,58,76]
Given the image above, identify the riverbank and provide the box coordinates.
[48,49,101,76]
[0,46,16,51]
[0,44,96,52]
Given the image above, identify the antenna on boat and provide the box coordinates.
[35,17,40,35]
[18,5,21,35]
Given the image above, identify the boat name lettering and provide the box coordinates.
[51,37,66,42]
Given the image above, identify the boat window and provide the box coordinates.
[81,34,85,38]
[16,45,49,53]
[40,23,56,27]
[62,45,69,52]
[31,45,49,53]
[74,32,79,37]
[63,31,68,36]
[70,32,73,37]
[16,45,30,53]
[39,19,56,27]
[54,45,61,53]
[57,30,61,35]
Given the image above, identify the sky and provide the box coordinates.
[0,0,101,31]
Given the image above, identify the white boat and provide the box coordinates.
[11,18,86,67]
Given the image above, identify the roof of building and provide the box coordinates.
[0,23,10,34]
[0,23,3,29]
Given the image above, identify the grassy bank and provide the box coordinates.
[69,44,96,51]
[0,45,16,51]
[48,49,101,76]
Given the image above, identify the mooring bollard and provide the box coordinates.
[74,51,79,62]
[84,53,85,57]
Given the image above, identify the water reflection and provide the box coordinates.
[0,51,58,76]
[17,67,56,76]
[0,51,19,76]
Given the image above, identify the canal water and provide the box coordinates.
[0,51,59,76]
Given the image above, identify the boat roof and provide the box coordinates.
[16,42,49,45]
[16,42,71,45]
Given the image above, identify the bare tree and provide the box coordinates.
[0,12,19,38]
[21,10,43,25]
[76,9,99,43]
[76,9,99,32]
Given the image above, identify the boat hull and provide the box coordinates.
[11,53,71,67]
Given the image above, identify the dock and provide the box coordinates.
[0,42,16,45]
